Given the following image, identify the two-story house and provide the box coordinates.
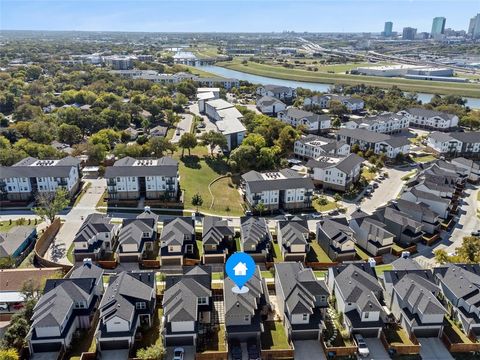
[256,95,287,116]
[327,263,384,337]
[427,132,480,159]
[294,135,350,160]
[163,266,212,347]
[393,199,442,236]
[451,157,480,183]
[117,208,158,263]
[400,188,451,220]
[159,216,196,266]
[343,112,409,134]
[0,156,81,201]
[256,85,296,103]
[73,214,119,262]
[306,153,364,192]
[239,217,272,262]
[202,216,235,263]
[434,264,480,338]
[372,206,424,246]
[275,262,329,340]
[304,94,364,112]
[105,157,179,201]
[317,218,356,261]
[349,209,394,256]
[277,219,310,262]
[277,108,331,133]
[383,269,446,338]
[224,266,270,342]
[402,108,459,131]
[241,169,315,211]
[96,271,156,352]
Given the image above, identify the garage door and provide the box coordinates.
[353,328,380,338]
[165,336,194,346]
[32,342,62,352]
[161,257,182,266]
[100,340,130,350]
[119,255,139,263]
[414,328,440,338]
[291,330,319,341]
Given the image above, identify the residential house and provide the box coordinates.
[73,214,119,262]
[349,209,394,256]
[105,157,179,201]
[327,263,384,337]
[434,264,480,338]
[124,127,139,140]
[224,266,270,341]
[159,216,196,266]
[27,277,99,354]
[336,128,410,159]
[294,135,350,160]
[383,269,446,337]
[256,84,296,102]
[241,169,315,211]
[390,256,423,271]
[402,108,459,131]
[256,95,286,116]
[277,219,310,261]
[0,226,36,265]
[70,259,104,296]
[96,271,156,351]
[117,209,158,263]
[306,153,364,192]
[427,132,480,158]
[316,218,356,261]
[388,199,442,238]
[0,156,81,201]
[451,157,480,183]
[371,206,424,246]
[304,94,364,112]
[239,217,272,262]
[163,266,212,346]
[343,112,409,134]
[277,108,331,133]
[400,188,452,220]
[149,125,168,138]
[202,216,235,263]
[275,262,329,340]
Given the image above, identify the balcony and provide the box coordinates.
[107,179,116,186]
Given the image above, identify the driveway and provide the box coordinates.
[294,340,327,360]
[364,338,390,360]
[45,178,106,265]
[188,103,217,137]
[100,350,129,360]
[418,337,454,360]
[171,113,193,143]
[166,346,195,360]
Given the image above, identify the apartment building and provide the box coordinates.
[427,132,480,158]
[343,112,409,134]
[241,169,315,211]
[294,135,350,160]
[277,108,331,133]
[0,156,81,201]
[256,84,296,102]
[105,157,179,201]
[256,95,287,116]
[304,94,364,112]
[401,108,459,131]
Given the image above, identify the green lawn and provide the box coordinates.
[66,243,75,264]
[218,59,480,97]
[401,170,418,181]
[362,167,377,182]
[355,245,370,260]
[184,65,225,78]
[272,242,282,262]
[261,270,274,279]
[196,240,204,258]
[384,325,414,345]
[314,270,327,278]
[260,321,290,350]
[0,219,36,233]
[173,146,244,216]
[374,264,393,276]
[235,236,242,252]
[95,190,107,208]
[312,199,338,212]
[412,154,437,163]
[308,241,333,263]
[212,272,224,280]
[134,307,163,357]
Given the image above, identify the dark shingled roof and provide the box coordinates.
[105,156,178,178]
[0,156,80,178]
[242,168,314,193]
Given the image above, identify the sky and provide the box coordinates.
[0,0,478,33]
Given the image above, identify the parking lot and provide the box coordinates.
[418,338,454,360]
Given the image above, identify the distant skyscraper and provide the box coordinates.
[431,17,446,37]
[402,27,417,40]
[383,21,393,37]
[469,13,480,39]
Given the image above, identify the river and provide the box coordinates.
[199,65,480,109]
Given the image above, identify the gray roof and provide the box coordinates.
[0,156,80,179]
[99,271,155,323]
[240,217,270,250]
[390,257,423,271]
[256,95,285,107]
[278,220,309,247]
[105,157,178,178]
[163,266,212,322]
[408,188,450,205]
[73,213,116,244]
[450,132,480,143]
[337,128,390,143]
[275,262,329,315]
[242,168,314,193]
[384,136,410,148]
[224,266,264,317]
[260,84,294,94]
[118,210,157,248]
[0,226,35,257]
[394,199,440,219]
[429,131,455,142]
[434,264,480,310]
[160,217,194,247]
[406,108,456,121]
[70,261,104,281]
[336,153,364,173]
[280,108,330,124]
[306,153,363,174]
[317,218,354,245]
[202,216,234,246]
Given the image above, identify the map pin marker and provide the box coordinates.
[226,252,256,294]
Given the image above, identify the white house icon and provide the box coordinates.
[233,262,248,276]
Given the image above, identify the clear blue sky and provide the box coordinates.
[1,0,478,33]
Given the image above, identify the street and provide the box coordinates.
[170,113,193,143]
[188,103,217,136]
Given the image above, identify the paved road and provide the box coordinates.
[45,178,106,265]
[415,185,480,268]
[188,103,217,136]
[171,113,193,143]
[418,338,454,360]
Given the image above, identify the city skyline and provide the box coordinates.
[0,0,478,33]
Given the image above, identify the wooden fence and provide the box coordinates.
[141,259,160,268]
[195,351,229,360]
[97,260,117,269]
[261,348,295,359]
[34,219,72,271]
[380,330,421,355]
[442,332,480,353]
[391,244,417,257]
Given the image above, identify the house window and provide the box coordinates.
[198,297,208,305]
[136,302,146,310]
[185,244,193,254]
[302,314,308,321]
[244,315,250,322]
[142,232,150,238]
[364,312,369,319]
[168,246,175,252]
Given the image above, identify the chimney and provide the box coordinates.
[144,206,151,212]
[401,251,410,259]
[83,258,92,266]
[368,258,376,268]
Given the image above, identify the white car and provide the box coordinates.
[172,347,184,360]
[0,303,8,311]
[354,334,370,357]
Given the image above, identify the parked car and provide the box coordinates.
[471,230,480,237]
[0,303,8,311]
[247,340,260,360]
[176,129,181,136]
[311,212,323,219]
[354,334,370,358]
[172,347,184,360]
[231,342,242,360]
[372,183,379,189]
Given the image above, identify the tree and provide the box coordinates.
[243,133,266,150]
[434,249,451,265]
[229,145,257,172]
[58,123,82,145]
[147,137,176,157]
[136,344,165,360]
[255,202,266,216]
[329,99,348,116]
[276,125,299,155]
[200,131,227,156]
[178,132,197,157]
[317,195,328,206]
[86,143,106,164]
[456,236,480,263]
[33,187,70,224]
[191,193,203,212]
[1,314,29,350]
[0,349,19,360]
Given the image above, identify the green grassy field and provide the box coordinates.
[217,59,480,97]
[412,154,437,163]
[312,199,338,212]
[261,321,291,350]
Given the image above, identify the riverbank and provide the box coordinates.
[216,59,480,98]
